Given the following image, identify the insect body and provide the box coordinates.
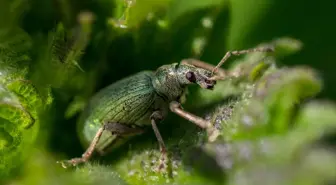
[78,71,163,155]
[58,47,273,169]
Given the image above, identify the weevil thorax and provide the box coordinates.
[152,63,216,102]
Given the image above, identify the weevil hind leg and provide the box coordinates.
[57,122,145,168]
[169,101,219,142]
[97,123,145,155]
[57,127,105,168]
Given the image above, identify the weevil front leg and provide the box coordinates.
[150,111,169,172]
[169,101,219,142]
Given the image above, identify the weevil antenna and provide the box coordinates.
[211,46,274,75]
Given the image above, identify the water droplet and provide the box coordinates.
[192,37,206,56]
[201,17,213,29]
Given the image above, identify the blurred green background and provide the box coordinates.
[19,0,336,100]
[1,0,336,184]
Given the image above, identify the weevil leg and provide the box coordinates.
[104,122,145,136]
[58,123,145,168]
[181,58,227,77]
[57,127,105,168]
[170,101,209,129]
[97,122,145,155]
[96,136,123,156]
[150,111,168,172]
[212,47,274,75]
[169,101,219,142]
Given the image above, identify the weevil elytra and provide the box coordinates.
[58,47,273,170]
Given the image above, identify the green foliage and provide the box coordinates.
[0,1,52,177]
[0,53,51,178]
[10,149,127,185]
[0,0,335,185]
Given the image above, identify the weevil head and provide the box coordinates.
[152,63,216,101]
[175,63,216,89]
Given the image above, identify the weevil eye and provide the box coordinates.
[186,71,196,83]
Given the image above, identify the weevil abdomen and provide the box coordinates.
[77,71,168,153]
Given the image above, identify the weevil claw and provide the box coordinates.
[152,151,169,173]
[57,160,69,168]
[57,159,79,169]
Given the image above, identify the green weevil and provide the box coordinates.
[58,47,273,170]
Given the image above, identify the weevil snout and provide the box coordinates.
[206,78,217,89]
[199,76,216,89]
[191,69,217,89]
